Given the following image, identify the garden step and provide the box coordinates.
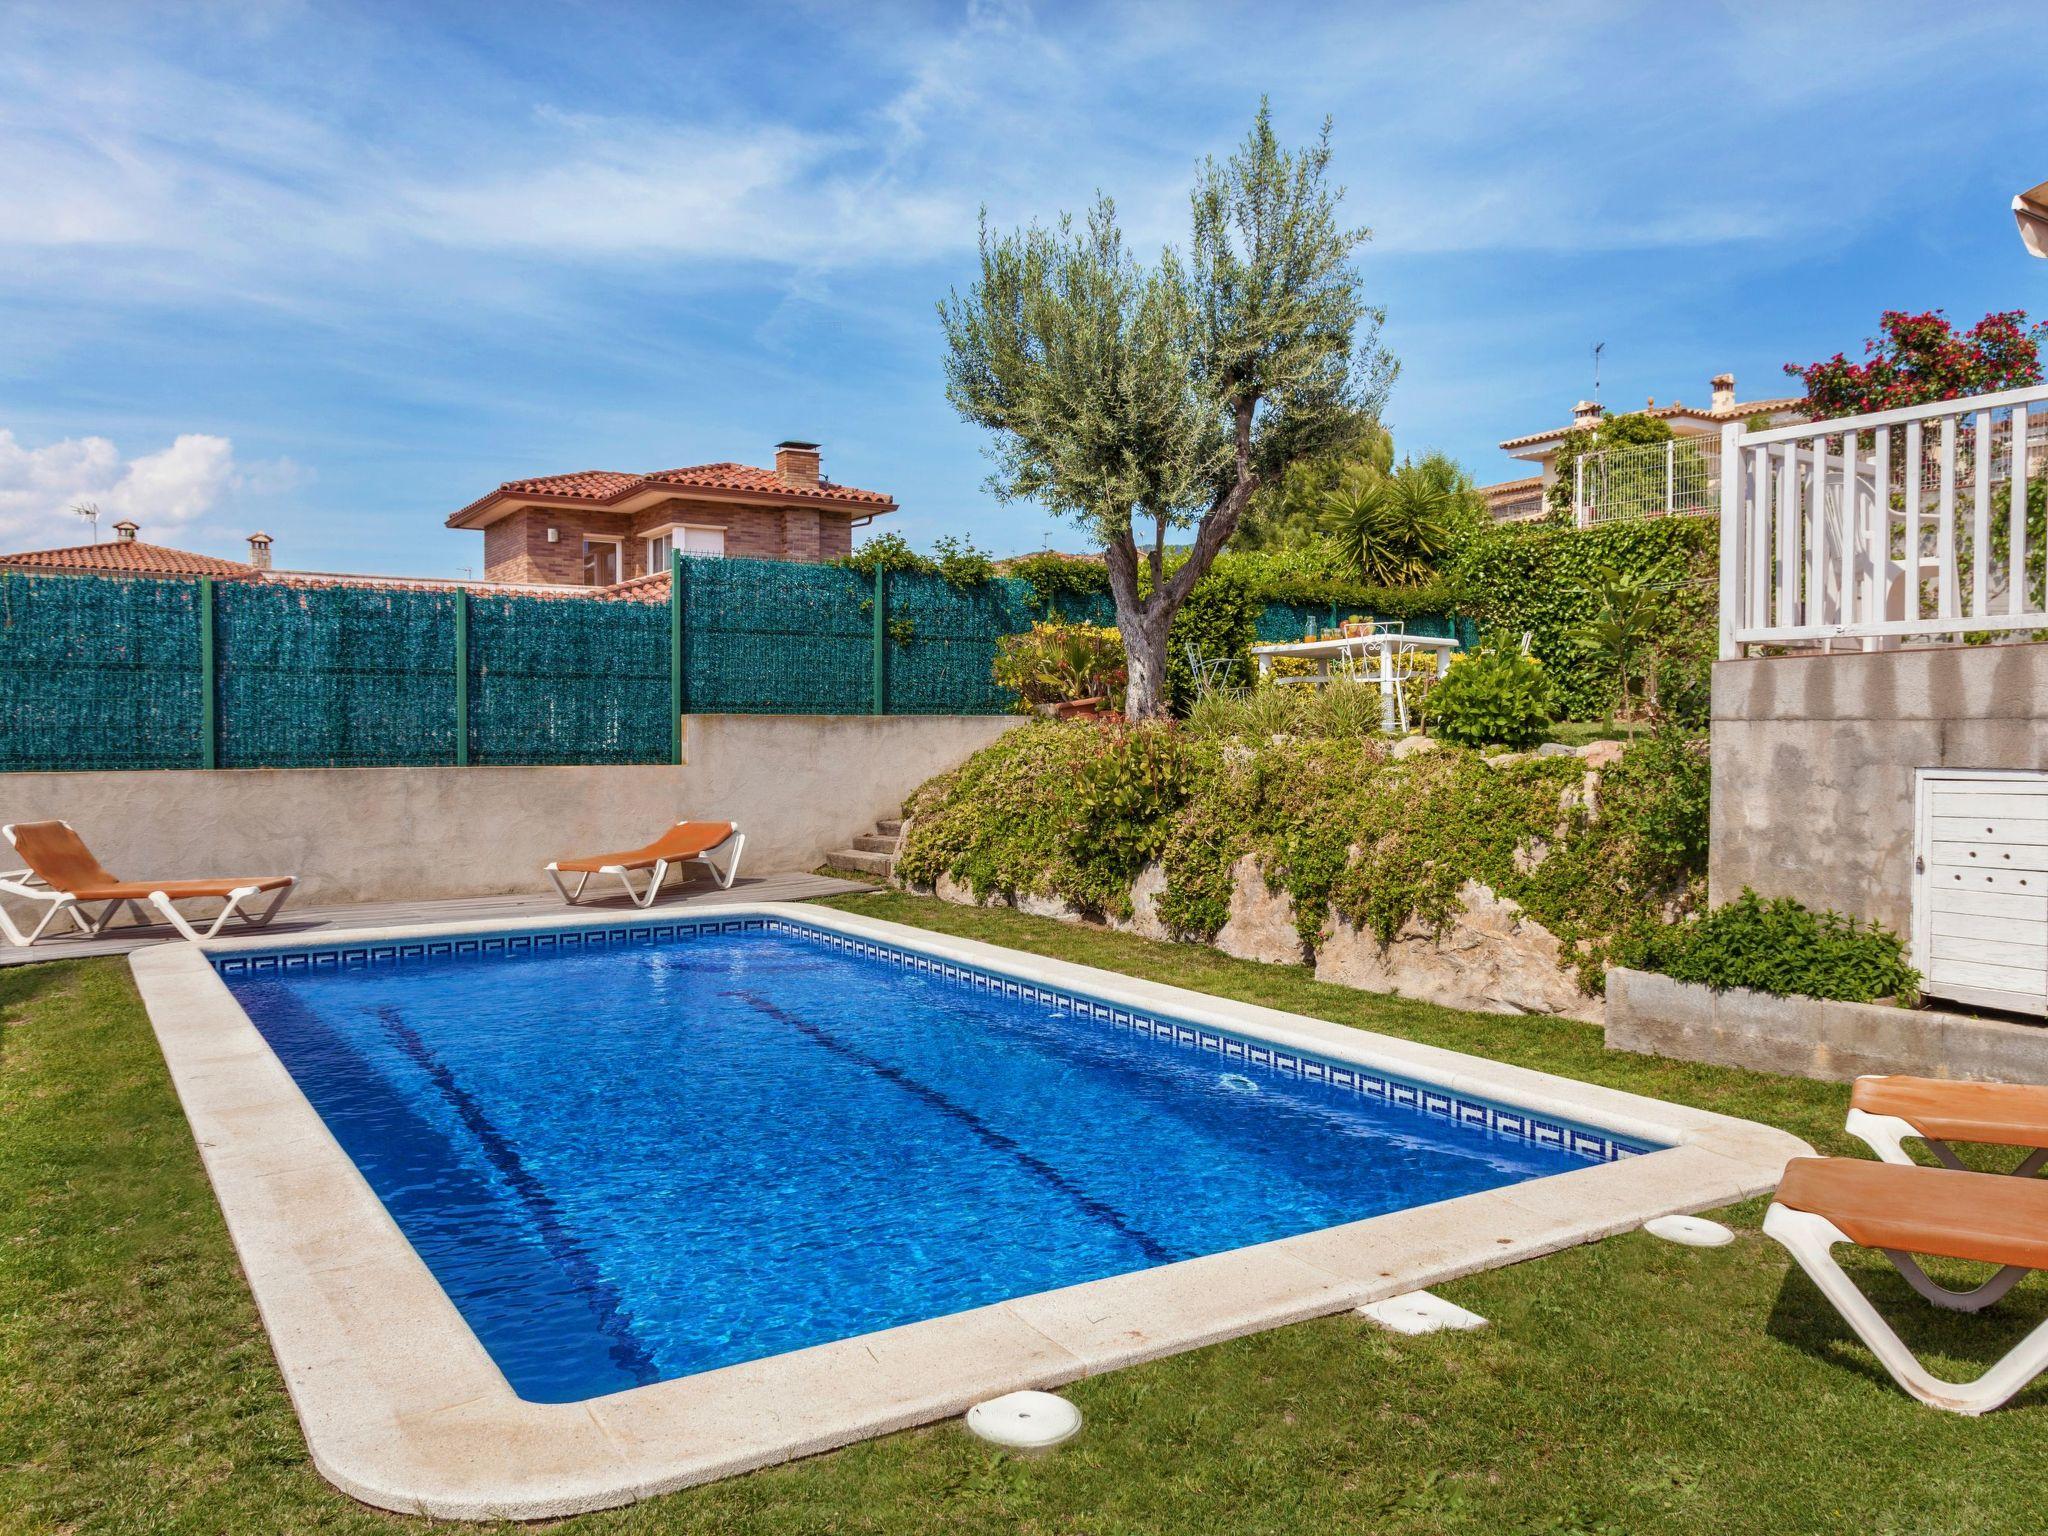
[824,848,895,878]
[874,818,905,836]
[852,833,901,855]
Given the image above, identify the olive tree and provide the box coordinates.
[939,105,1393,717]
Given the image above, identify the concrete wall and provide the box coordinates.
[1606,968,2047,1083]
[1710,643,2048,934]
[0,713,1016,907]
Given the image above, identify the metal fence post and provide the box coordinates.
[670,550,685,762]
[871,566,889,714]
[453,589,470,766]
[198,576,217,770]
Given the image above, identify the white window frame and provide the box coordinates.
[580,533,625,587]
[643,522,725,574]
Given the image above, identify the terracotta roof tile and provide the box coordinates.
[644,462,895,507]
[0,540,257,577]
[450,458,896,526]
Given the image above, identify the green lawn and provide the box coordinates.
[3,894,2042,1534]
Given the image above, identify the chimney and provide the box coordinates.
[112,518,139,543]
[1572,400,1604,430]
[1711,372,1736,412]
[247,531,273,570]
[774,439,822,487]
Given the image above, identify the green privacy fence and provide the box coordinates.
[0,559,1472,773]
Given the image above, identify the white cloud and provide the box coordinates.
[0,429,237,547]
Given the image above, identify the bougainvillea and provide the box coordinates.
[1785,309,2045,419]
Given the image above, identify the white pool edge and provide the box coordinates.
[129,901,1812,1521]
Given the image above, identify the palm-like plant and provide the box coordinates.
[1579,565,1663,727]
[1316,457,1461,585]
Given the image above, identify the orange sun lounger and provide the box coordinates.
[1846,1075,2048,1177]
[544,820,745,908]
[1764,1156,2048,1414]
[0,820,297,946]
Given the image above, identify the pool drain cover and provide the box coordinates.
[1644,1214,1735,1247]
[1356,1289,1488,1335]
[966,1390,1082,1449]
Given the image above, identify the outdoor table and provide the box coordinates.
[1248,633,1462,734]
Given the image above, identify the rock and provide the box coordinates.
[1015,890,1082,924]
[1390,734,1440,760]
[1214,855,1308,966]
[1578,738,1627,769]
[934,873,1006,908]
[1534,742,1578,758]
[1109,862,1174,942]
[1313,880,1602,1022]
[1512,837,1550,875]
[1482,751,1528,769]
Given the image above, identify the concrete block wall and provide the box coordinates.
[0,713,1017,908]
[1710,643,2048,936]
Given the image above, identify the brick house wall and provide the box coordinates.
[480,498,865,585]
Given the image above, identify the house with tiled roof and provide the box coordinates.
[447,440,897,587]
[0,519,269,579]
[1476,372,1809,525]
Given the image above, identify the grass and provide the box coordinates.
[3,895,2042,1534]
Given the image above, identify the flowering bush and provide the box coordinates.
[992,621,1126,711]
[1426,644,1555,749]
[1786,309,2044,418]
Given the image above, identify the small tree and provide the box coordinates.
[939,104,1394,718]
[1785,308,2044,418]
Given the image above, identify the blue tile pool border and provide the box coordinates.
[211,914,1659,1163]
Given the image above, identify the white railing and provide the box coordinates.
[1718,384,2048,658]
[1574,435,1721,527]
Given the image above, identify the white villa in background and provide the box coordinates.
[1478,372,1808,525]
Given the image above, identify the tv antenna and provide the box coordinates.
[71,501,100,543]
[1592,342,1605,406]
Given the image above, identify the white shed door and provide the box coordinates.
[1914,769,2048,1017]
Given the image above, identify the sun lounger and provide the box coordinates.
[0,820,296,946]
[1764,1155,2048,1413]
[1845,1075,2048,1176]
[545,820,744,907]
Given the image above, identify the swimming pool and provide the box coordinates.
[134,903,1807,1518]
[216,914,1644,1403]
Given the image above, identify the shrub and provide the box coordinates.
[1426,644,1555,749]
[1447,516,1715,724]
[839,532,994,587]
[992,621,1126,710]
[1637,889,1920,1004]
[1164,565,1261,713]
[902,724,1711,990]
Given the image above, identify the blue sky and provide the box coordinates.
[4,0,2046,575]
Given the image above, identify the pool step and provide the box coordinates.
[823,811,905,883]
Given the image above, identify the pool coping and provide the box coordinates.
[129,901,1812,1521]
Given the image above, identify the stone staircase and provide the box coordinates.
[822,813,904,883]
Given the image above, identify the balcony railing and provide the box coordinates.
[1573,436,1722,527]
[1717,384,2048,658]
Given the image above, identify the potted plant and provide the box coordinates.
[993,622,1127,718]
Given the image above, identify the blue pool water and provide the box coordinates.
[219,918,1642,1403]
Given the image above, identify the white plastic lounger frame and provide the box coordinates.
[143,882,297,943]
[545,831,746,909]
[0,865,91,946]
[0,862,295,947]
[1845,1101,2048,1178]
[1762,1203,2048,1415]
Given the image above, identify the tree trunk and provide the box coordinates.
[1119,601,1173,720]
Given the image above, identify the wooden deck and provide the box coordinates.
[0,871,875,967]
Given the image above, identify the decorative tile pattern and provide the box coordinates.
[213,916,1658,1163]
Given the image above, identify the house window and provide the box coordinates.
[581,537,621,586]
[646,525,723,573]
